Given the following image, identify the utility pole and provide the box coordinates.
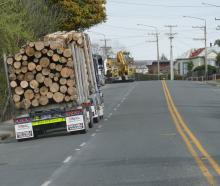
[87,31,110,60]
[183,16,207,80]
[165,25,177,81]
[147,33,160,80]
[193,25,208,79]
[100,38,111,59]
[137,24,160,80]
[215,19,220,31]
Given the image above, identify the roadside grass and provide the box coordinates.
[0,68,7,119]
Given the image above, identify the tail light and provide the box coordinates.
[14,117,31,124]
[65,109,83,117]
[81,102,92,107]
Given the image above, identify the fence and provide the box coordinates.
[135,73,168,81]
[185,74,220,82]
[135,73,184,81]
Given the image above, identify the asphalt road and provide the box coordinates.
[0,81,220,186]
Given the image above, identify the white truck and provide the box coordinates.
[4,31,104,141]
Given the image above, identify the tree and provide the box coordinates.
[0,0,107,55]
[193,65,217,75]
[0,0,62,55]
[160,54,168,61]
[216,53,220,67]
[187,61,194,72]
[49,0,107,31]
[214,39,220,47]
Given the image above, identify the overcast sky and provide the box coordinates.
[88,0,220,60]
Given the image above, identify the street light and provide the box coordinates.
[201,2,220,7]
[183,16,208,80]
[137,24,160,80]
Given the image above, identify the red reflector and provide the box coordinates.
[82,102,92,107]
[65,109,83,116]
[15,117,31,124]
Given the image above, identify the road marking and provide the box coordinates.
[98,125,102,129]
[96,129,100,132]
[104,118,108,121]
[41,180,51,186]
[162,81,216,185]
[80,142,86,147]
[117,104,121,107]
[160,133,176,136]
[75,148,81,151]
[113,108,117,111]
[91,133,96,137]
[163,81,220,176]
[63,156,72,164]
[108,113,113,118]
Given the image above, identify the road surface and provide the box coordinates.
[0,81,220,186]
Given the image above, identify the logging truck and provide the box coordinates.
[4,31,104,141]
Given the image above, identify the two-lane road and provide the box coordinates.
[1,81,220,186]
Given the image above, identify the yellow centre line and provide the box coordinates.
[162,80,220,175]
[161,80,216,186]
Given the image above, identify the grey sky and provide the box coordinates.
[88,0,220,60]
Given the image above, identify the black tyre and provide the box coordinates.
[80,120,89,134]
[17,139,24,142]
[93,116,100,123]
[89,117,94,128]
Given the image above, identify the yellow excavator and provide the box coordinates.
[105,51,135,83]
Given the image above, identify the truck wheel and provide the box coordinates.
[89,117,94,128]
[93,116,100,123]
[81,120,89,134]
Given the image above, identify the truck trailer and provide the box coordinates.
[4,31,104,141]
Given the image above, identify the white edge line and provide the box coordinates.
[63,156,72,163]
[41,180,51,186]
[80,142,86,147]
[91,133,96,137]
[75,148,81,151]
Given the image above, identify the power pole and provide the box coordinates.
[148,33,160,80]
[192,23,207,80]
[183,16,207,80]
[100,39,111,59]
[165,25,177,80]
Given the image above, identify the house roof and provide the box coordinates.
[190,48,204,58]
[177,47,220,60]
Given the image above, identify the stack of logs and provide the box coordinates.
[7,33,83,110]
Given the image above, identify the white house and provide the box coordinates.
[175,47,220,76]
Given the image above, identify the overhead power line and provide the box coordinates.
[109,0,212,8]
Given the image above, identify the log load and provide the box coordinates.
[6,31,91,110]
